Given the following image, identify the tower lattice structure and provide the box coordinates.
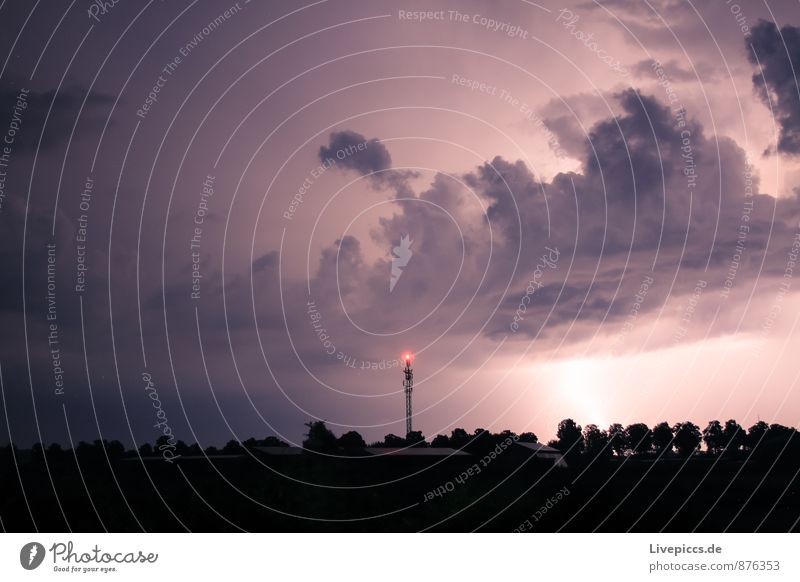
[403,357,413,436]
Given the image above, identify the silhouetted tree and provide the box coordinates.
[449,428,470,448]
[625,423,653,455]
[518,431,538,443]
[583,424,610,458]
[303,421,338,453]
[722,420,745,455]
[555,419,583,460]
[31,442,44,463]
[745,421,769,451]
[72,439,125,462]
[222,440,241,454]
[76,441,100,462]
[769,423,793,438]
[405,431,427,447]
[466,428,497,454]
[338,430,367,452]
[46,443,64,460]
[764,423,797,457]
[673,421,701,456]
[703,420,725,455]
[430,434,450,448]
[156,436,176,451]
[105,440,126,460]
[496,430,518,441]
[608,423,625,457]
[652,422,674,454]
[740,423,791,460]
[138,443,154,457]
[383,434,405,447]
[259,436,289,447]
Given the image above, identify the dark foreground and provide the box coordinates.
[1,449,798,532]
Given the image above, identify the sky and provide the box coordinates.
[2,0,800,448]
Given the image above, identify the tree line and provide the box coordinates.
[304,418,800,461]
[301,421,538,454]
[551,418,799,462]
[3,418,797,462]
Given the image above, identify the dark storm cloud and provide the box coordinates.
[0,83,115,154]
[0,197,74,316]
[541,116,584,158]
[318,130,391,176]
[252,251,278,273]
[584,89,688,203]
[472,89,717,255]
[312,86,796,347]
[748,20,800,155]
[536,92,613,159]
[185,87,786,363]
[464,156,541,234]
[318,130,417,196]
[313,235,364,301]
[148,249,286,334]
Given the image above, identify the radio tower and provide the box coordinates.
[403,353,414,436]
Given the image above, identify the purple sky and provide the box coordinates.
[2,0,800,448]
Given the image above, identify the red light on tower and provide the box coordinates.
[404,353,412,364]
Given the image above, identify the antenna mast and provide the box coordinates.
[403,354,413,436]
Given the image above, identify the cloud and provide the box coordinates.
[631,59,716,83]
[748,20,800,155]
[0,82,115,154]
[580,0,696,29]
[307,88,799,351]
[318,130,391,176]
[537,92,615,159]
[318,130,417,196]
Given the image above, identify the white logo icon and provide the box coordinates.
[390,234,413,292]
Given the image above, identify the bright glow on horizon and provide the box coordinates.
[552,358,610,428]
